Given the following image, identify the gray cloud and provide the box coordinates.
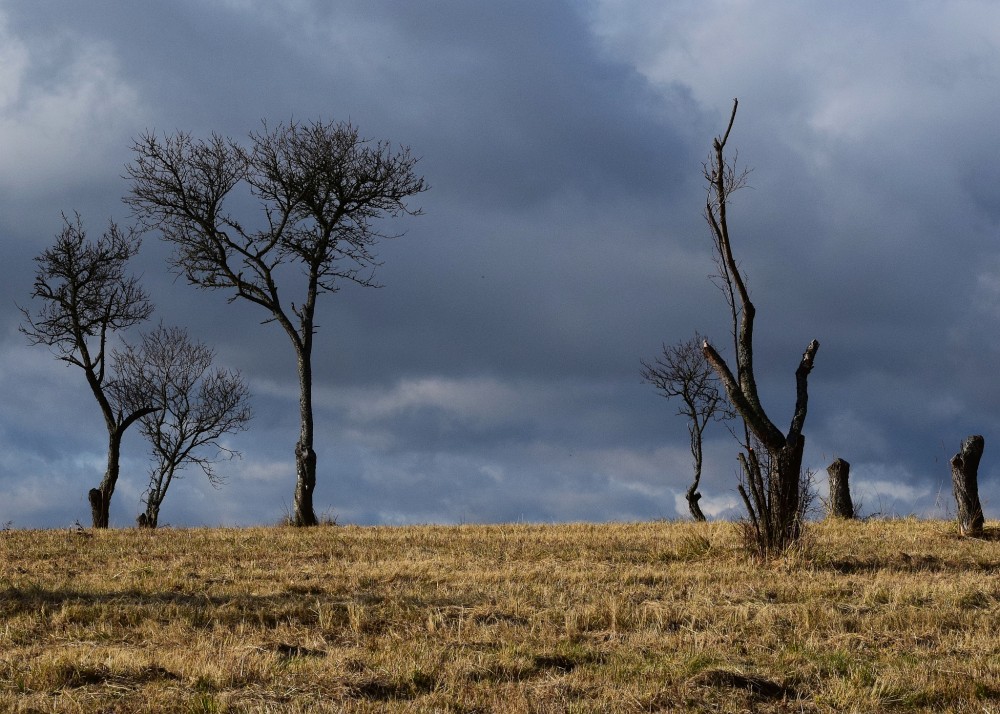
[2,1,1000,527]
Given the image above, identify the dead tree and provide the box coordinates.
[112,325,252,528]
[19,215,155,528]
[125,120,426,526]
[699,99,820,556]
[826,458,855,519]
[951,435,985,536]
[642,334,733,520]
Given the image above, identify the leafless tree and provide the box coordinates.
[19,214,155,528]
[125,119,427,526]
[699,99,820,557]
[112,325,252,528]
[642,334,733,521]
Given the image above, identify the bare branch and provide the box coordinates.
[788,339,820,443]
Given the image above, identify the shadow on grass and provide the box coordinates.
[0,583,346,631]
[820,545,1000,574]
[692,668,798,702]
[349,670,438,701]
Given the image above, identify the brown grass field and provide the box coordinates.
[2,518,1000,712]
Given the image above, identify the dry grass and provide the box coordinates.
[2,518,1000,712]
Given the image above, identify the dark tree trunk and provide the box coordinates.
[140,475,169,529]
[686,483,707,522]
[686,430,708,522]
[293,348,318,527]
[88,489,107,529]
[951,435,985,536]
[769,437,805,546]
[737,437,806,557]
[827,457,854,519]
[294,444,317,526]
[137,503,159,528]
[90,430,124,528]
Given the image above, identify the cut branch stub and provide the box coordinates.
[826,457,854,519]
[951,435,985,536]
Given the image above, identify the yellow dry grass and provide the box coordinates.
[2,518,1000,712]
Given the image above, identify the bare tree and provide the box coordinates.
[125,119,426,526]
[642,334,733,521]
[19,214,155,528]
[699,99,820,556]
[112,325,252,528]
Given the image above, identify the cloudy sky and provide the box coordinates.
[3,0,1000,528]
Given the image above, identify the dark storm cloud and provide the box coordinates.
[5,0,1000,527]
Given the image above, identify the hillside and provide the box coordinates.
[2,519,999,712]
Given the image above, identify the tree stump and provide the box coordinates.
[951,435,985,536]
[827,458,854,519]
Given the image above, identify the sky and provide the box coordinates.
[2,0,1000,528]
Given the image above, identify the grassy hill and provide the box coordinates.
[2,518,999,712]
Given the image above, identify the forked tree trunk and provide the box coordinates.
[827,457,854,519]
[951,435,985,536]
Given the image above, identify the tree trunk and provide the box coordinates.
[139,469,172,529]
[738,437,806,556]
[88,489,107,529]
[687,430,707,522]
[769,436,804,547]
[90,430,123,528]
[138,502,159,528]
[686,482,707,522]
[951,435,985,536]
[293,349,318,527]
[827,457,854,519]
[294,444,317,525]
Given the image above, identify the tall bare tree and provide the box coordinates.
[642,334,733,521]
[699,100,820,556]
[19,214,155,528]
[125,119,426,526]
[113,325,252,528]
